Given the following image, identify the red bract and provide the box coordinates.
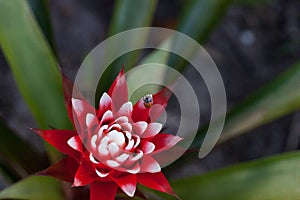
[32,67,182,200]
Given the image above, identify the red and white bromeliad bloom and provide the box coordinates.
[32,68,182,200]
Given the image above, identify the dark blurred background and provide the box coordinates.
[0,0,300,186]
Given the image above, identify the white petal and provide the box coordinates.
[119,182,136,197]
[107,130,125,146]
[108,124,121,131]
[125,131,132,140]
[67,136,80,151]
[120,122,132,132]
[141,141,155,154]
[108,142,120,156]
[147,162,161,173]
[99,92,111,109]
[89,153,99,164]
[100,136,109,146]
[100,110,113,124]
[72,98,84,114]
[125,139,134,150]
[141,122,162,138]
[95,169,109,178]
[115,116,128,124]
[116,102,133,118]
[90,135,97,149]
[131,151,143,161]
[98,125,108,137]
[132,121,147,135]
[98,144,109,156]
[106,160,120,168]
[133,136,140,148]
[116,153,129,163]
[127,163,140,174]
[140,156,161,173]
[86,113,97,128]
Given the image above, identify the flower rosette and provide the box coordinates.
[32,67,182,200]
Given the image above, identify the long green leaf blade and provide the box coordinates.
[220,62,300,142]
[176,0,232,43]
[97,0,158,100]
[138,0,232,89]
[166,62,300,177]
[108,0,157,36]
[0,0,71,130]
[0,0,71,161]
[0,176,64,200]
[167,0,232,73]
[190,61,300,150]
[162,151,300,200]
[27,0,56,54]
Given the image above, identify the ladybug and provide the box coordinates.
[143,94,153,108]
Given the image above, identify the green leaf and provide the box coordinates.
[108,0,157,70]
[0,1,71,129]
[221,62,300,142]
[161,151,300,200]
[96,0,158,101]
[0,0,72,160]
[166,62,300,177]
[108,0,157,36]
[189,61,300,151]
[137,0,232,86]
[0,176,64,200]
[0,119,48,175]
[127,40,172,103]
[108,0,157,69]
[178,0,232,43]
[167,0,232,73]
[27,0,56,54]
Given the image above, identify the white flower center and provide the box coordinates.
[89,114,145,172]
[83,99,163,174]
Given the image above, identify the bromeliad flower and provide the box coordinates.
[31,67,182,200]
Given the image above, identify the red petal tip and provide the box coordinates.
[137,172,178,198]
